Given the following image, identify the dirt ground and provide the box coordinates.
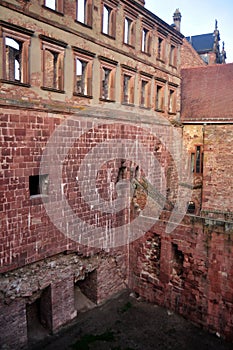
[29,290,233,350]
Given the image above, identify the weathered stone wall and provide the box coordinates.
[129,212,233,341]
[0,250,128,349]
[180,38,206,69]
[202,124,233,214]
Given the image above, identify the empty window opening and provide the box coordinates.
[170,45,177,66]
[101,66,115,100]
[124,17,135,46]
[141,28,151,54]
[26,286,52,343]
[29,174,49,197]
[76,0,92,26]
[123,74,134,104]
[42,45,64,91]
[102,4,116,37]
[44,0,63,12]
[172,243,184,278]
[75,58,92,96]
[157,37,164,59]
[191,146,203,174]
[74,270,97,312]
[168,89,176,113]
[140,79,150,108]
[187,201,195,214]
[5,37,21,81]
[2,27,32,85]
[155,85,164,111]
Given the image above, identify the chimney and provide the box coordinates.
[173,9,182,32]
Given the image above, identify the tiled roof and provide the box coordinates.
[186,33,214,53]
[181,63,233,121]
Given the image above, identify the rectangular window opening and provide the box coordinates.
[141,28,150,54]
[157,37,163,60]
[2,28,32,85]
[76,0,92,26]
[191,146,203,174]
[140,79,150,108]
[102,4,116,37]
[44,0,63,12]
[123,74,134,104]
[155,85,164,111]
[29,174,49,198]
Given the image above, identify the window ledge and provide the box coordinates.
[169,64,177,69]
[101,32,116,40]
[75,20,92,29]
[42,5,64,16]
[30,194,49,205]
[73,92,93,98]
[123,43,135,49]
[41,86,65,93]
[121,102,135,107]
[168,111,176,115]
[155,108,165,113]
[99,98,116,103]
[141,51,151,57]
[0,79,30,88]
[157,58,165,63]
[140,106,151,110]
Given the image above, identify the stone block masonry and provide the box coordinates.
[129,213,233,341]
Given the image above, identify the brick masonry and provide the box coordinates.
[1,0,233,348]
[129,213,233,341]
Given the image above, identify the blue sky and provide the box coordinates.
[145,0,233,63]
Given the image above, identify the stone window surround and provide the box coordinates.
[139,72,152,109]
[39,35,67,93]
[0,21,33,86]
[72,47,95,98]
[99,56,117,102]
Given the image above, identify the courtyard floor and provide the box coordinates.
[29,290,233,350]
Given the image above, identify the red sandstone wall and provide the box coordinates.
[202,124,233,214]
[180,39,206,69]
[129,212,233,341]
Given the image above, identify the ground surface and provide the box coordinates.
[29,290,233,350]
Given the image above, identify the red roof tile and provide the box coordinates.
[181,63,233,122]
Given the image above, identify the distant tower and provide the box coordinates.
[173,8,182,32]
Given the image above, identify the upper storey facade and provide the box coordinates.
[0,0,183,120]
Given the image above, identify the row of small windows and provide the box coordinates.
[1,25,177,113]
[43,0,178,65]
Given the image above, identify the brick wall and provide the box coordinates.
[129,212,233,341]
[202,124,233,213]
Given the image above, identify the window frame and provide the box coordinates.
[155,80,165,112]
[76,0,93,27]
[123,16,136,47]
[157,35,166,61]
[141,27,152,55]
[191,145,203,174]
[40,35,67,93]
[169,43,177,67]
[43,0,64,14]
[99,57,117,102]
[73,48,94,98]
[121,66,136,105]
[102,1,117,38]
[139,74,152,109]
[168,86,177,114]
[1,22,33,86]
